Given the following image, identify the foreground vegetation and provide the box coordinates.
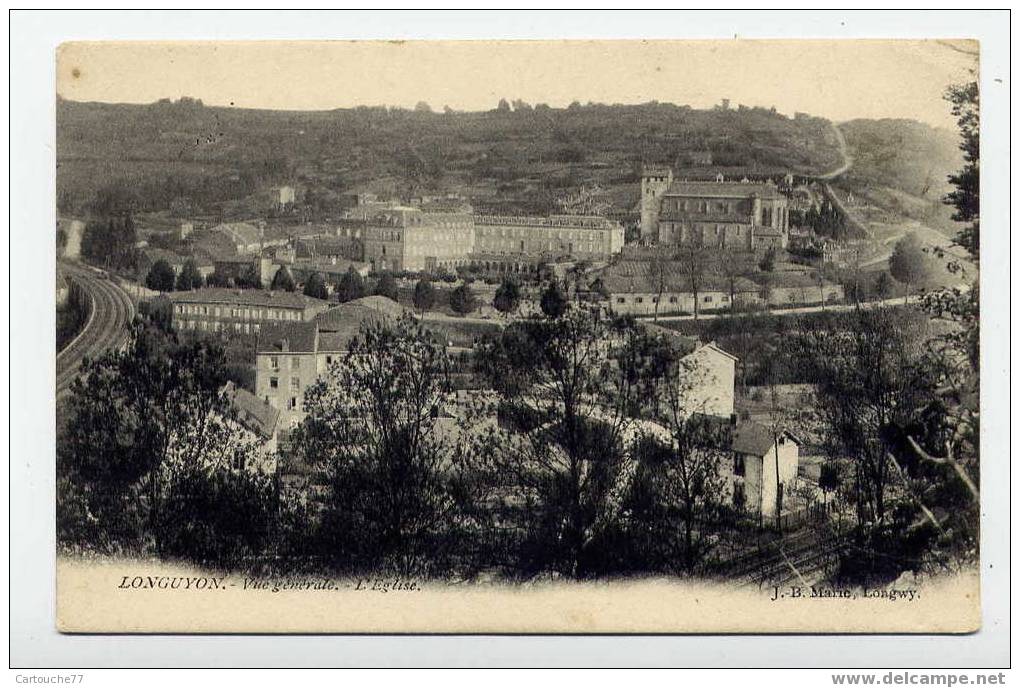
[57,293,977,585]
[56,81,980,586]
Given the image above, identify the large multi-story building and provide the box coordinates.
[168,288,329,335]
[473,214,624,261]
[336,204,625,274]
[640,168,790,250]
[344,206,476,273]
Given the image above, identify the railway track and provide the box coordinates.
[55,261,136,398]
[715,522,847,590]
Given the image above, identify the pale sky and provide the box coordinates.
[57,40,978,128]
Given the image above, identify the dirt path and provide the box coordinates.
[814,121,853,180]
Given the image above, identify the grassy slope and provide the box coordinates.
[835,118,975,288]
[57,98,843,219]
[838,118,965,237]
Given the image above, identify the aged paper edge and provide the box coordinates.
[56,557,980,634]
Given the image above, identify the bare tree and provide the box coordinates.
[715,251,753,314]
[631,351,730,573]
[647,255,671,322]
[676,245,709,320]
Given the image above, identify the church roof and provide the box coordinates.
[664,181,784,200]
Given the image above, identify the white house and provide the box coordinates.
[639,322,738,420]
[729,422,801,521]
[222,381,282,474]
[678,342,738,419]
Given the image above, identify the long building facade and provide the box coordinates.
[473,214,624,261]
[641,167,790,250]
[168,288,330,335]
[337,205,625,273]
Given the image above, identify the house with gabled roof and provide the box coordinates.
[728,422,802,520]
[222,381,282,474]
[639,321,739,420]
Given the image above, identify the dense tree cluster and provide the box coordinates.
[449,283,478,316]
[492,279,522,317]
[889,233,931,302]
[944,82,979,259]
[81,214,138,272]
[335,267,366,303]
[270,266,296,292]
[175,259,204,291]
[145,259,177,292]
[373,272,399,302]
[802,199,852,240]
[58,322,272,564]
[55,82,980,587]
[303,272,330,300]
[412,278,437,316]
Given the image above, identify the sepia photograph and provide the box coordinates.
[46,34,988,637]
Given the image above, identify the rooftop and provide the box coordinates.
[168,287,326,310]
[344,295,411,318]
[314,298,405,349]
[475,215,621,230]
[223,382,280,439]
[635,321,700,356]
[601,261,760,294]
[290,260,371,276]
[420,198,473,214]
[191,230,244,261]
[140,247,187,265]
[256,321,318,354]
[255,297,408,354]
[732,422,799,457]
[294,235,359,258]
[665,180,784,200]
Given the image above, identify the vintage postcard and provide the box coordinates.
[54,39,981,633]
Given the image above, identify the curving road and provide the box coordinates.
[56,261,136,398]
[814,120,853,181]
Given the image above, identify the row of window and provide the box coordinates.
[177,320,262,334]
[477,239,605,254]
[480,227,611,241]
[407,230,471,244]
[174,304,303,321]
[366,229,403,241]
[405,242,469,257]
[669,199,740,214]
[265,354,338,374]
[614,294,731,305]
